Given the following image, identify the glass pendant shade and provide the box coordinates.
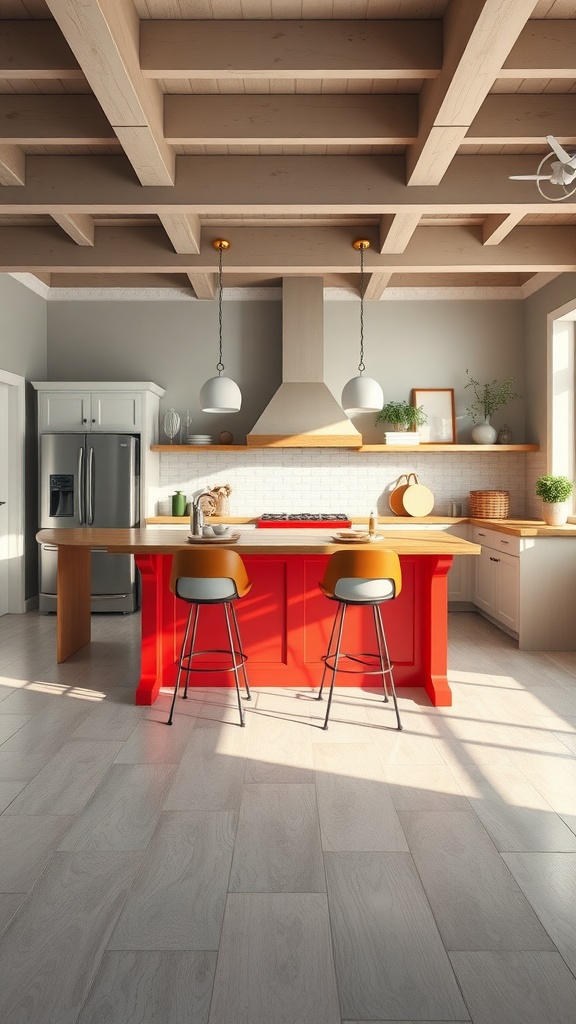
[200,374,242,414]
[341,374,384,416]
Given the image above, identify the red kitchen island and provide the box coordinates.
[36,527,480,707]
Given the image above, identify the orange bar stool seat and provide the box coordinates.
[317,548,403,730]
[167,548,252,727]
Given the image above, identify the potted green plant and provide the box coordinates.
[375,400,427,444]
[535,474,574,526]
[465,369,521,444]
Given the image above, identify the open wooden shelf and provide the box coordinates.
[151,443,539,453]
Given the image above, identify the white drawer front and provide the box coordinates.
[472,526,521,557]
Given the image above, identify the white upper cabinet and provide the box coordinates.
[38,390,143,432]
[33,382,164,434]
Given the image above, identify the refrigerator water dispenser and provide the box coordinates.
[49,474,74,517]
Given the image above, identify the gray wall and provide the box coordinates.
[48,293,526,445]
[47,298,282,445]
[325,298,525,444]
[524,272,576,450]
[0,274,48,601]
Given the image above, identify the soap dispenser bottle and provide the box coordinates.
[369,510,377,536]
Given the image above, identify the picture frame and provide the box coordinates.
[411,388,456,443]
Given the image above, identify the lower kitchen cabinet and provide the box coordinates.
[472,525,576,650]
[473,543,519,634]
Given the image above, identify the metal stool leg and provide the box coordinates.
[182,604,200,699]
[167,602,197,725]
[322,603,347,729]
[223,602,246,727]
[372,604,389,702]
[374,605,403,731]
[318,601,344,701]
[230,602,251,701]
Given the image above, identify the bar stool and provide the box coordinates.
[317,548,403,731]
[167,548,252,727]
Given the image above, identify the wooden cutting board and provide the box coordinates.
[402,480,434,516]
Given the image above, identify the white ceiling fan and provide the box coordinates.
[509,135,576,201]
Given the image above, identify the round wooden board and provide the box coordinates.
[401,484,434,517]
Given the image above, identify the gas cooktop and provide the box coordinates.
[257,512,351,528]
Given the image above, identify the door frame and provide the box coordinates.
[0,368,25,612]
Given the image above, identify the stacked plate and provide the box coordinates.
[187,434,215,445]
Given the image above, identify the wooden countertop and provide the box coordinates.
[146,515,576,538]
[36,527,481,557]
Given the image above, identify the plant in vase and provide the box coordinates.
[535,474,574,526]
[464,369,521,444]
[375,400,427,445]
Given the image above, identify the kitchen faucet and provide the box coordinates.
[190,491,212,536]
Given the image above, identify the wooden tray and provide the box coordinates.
[187,532,241,544]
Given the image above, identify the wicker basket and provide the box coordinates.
[469,489,510,519]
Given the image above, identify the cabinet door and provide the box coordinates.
[473,547,495,615]
[38,392,91,432]
[91,392,142,432]
[494,550,519,632]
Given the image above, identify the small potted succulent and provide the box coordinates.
[535,474,574,526]
[375,400,427,445]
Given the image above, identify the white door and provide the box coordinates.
[0,369,25,615]
[0,382,8,614]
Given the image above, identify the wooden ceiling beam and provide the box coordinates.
[159,213,202,254]
[140,19,442,79]
[378,213,421,254]
[407,0,539,186]
[2,17,575,84]
[0,96,117,146]
[164,94,417,146]
[482,212,525,245]
[3,224,576,275]
[44,0,174,186]
[364,273,393,300]
[468,94,576,145]
[0,145,25,186]
[0,153,570,213]
[52,214,95,246]
[0,21,82,79]
[187,272,216,299]
[503,20,576,77]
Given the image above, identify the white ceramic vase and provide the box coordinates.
[471,415,497,444]
[541,501,568,526]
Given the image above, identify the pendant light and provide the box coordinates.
[199,239,242,413]
[341,239,384,415]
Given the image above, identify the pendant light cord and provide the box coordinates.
[217,242,224,376]
[358,241,366,375]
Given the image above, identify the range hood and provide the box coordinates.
[247,277,362,447]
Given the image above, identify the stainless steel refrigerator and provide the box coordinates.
[39,433,140,613]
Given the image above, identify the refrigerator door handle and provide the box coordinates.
[87,446,94,525]
[78,446,85,525]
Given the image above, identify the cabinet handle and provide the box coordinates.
[490,555,500,562]
[478,532,486,537]
[500,539,509,545]
[82,418,88,423]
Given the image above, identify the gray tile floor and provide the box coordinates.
[0,609,576,1023]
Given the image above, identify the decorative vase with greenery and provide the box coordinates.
[535,474,574,526]
[465,369,521,444]
[375,400,427,444]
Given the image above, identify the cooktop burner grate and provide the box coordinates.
[257,512,351,528]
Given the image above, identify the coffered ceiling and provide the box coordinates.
[1,0,576,298]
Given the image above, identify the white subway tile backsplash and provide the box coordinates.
[158,449,534,518]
